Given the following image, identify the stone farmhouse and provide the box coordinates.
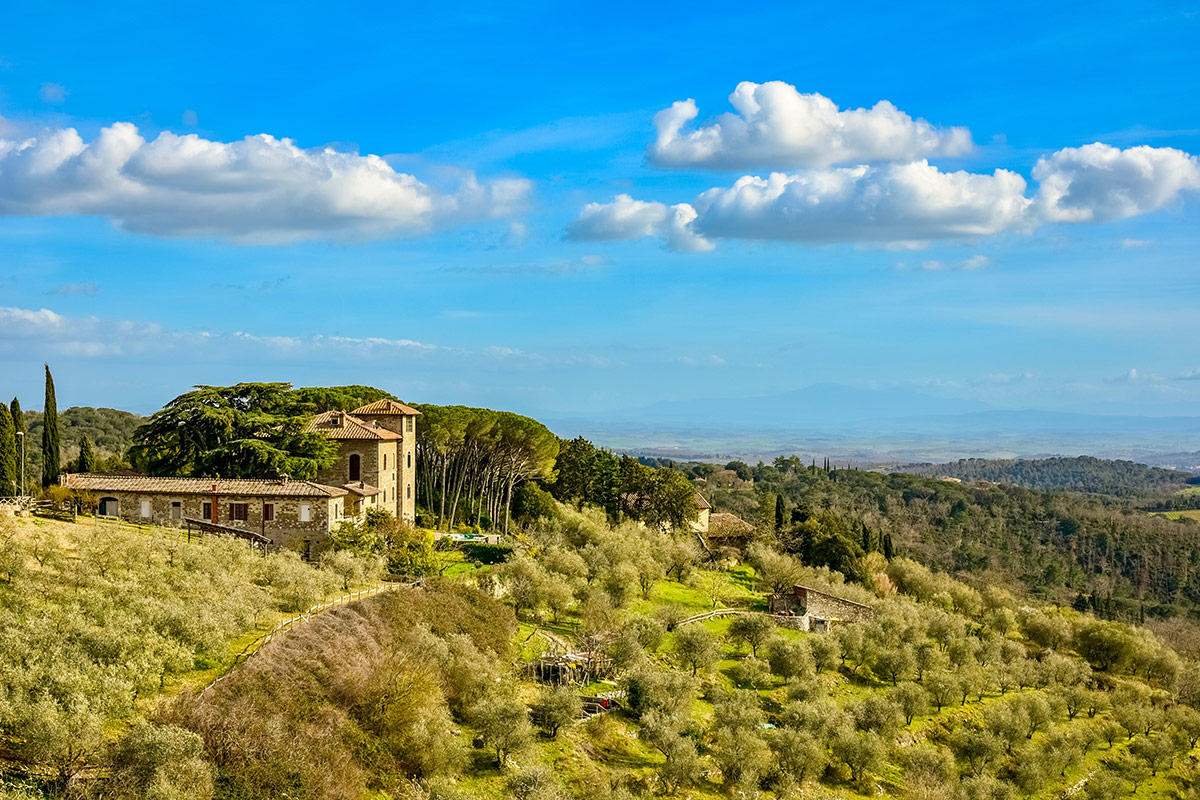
[60,399,420,550]
[769,584,876,632]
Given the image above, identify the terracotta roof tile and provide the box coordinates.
[62,473,347,497]
[352,399,421,416]
[694,491,712,510]
[707,512,754,537]
[342,481,381,497]
[305,411,402,441]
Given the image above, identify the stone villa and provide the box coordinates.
[60,399,420,549]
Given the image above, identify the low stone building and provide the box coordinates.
[61,473,350,549]
[769,584,875,632]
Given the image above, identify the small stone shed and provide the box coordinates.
[769,584,875,632]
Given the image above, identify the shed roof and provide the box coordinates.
[61,473,348,497]
[707,512,754,538]
[342,481,381,498]
[352,399,421,416]
[305,410,402,441]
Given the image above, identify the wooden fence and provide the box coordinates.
[675,608,745,627]
[0,496,37,513]
[201,580,418,695]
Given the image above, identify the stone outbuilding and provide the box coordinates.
[769,584,876,632]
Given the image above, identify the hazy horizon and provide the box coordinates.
[2,2,1199,429]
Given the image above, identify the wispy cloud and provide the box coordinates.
[39,83,67,104]
[47,282,98,296]
[0,305,616,372]
[896,255,991,272]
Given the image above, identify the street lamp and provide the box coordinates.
[15,431,24,497]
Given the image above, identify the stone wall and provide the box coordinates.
[799,586,874,623]
[770,585,875,626]
[316,440,400,520]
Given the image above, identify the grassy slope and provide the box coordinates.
[0,514,380,721]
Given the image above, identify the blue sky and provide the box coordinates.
[1,1,1198,422]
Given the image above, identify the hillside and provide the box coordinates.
[0,511,382,796]
[697,463,1200,623]
[144,508,1200,800]
[18,406,144,474]
[902,456,1199,498]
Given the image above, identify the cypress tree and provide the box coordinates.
[75,435,97,473]
[10,397,25,495]
[42,364,60,489]
[882,532,894,561]
[774,494,785,530]
[0,404,15,496]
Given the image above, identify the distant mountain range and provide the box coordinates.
[543,383,1200,466]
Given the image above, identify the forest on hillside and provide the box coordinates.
[687,461,1200,624]
[901,456,1199,498]
[17,407,143,475]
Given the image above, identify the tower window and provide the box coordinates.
[349,453,361,482]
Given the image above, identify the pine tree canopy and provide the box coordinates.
[129,382,341,480]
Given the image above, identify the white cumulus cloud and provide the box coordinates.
[1033,143,1200,222]
[570,143,1199,250]
[691,162,1030,243]
[0,120,531,243]
[648,81,974,170]
[565,193,714,252]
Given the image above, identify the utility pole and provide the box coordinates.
[15,431,24,496]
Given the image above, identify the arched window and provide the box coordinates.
[349,453,361,482]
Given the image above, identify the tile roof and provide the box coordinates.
[352,399,421,416]
[707,512,754,537]
[61,473,348,497]
[694,491,712,510]
[342,481,381,497]
[305,411,401,441]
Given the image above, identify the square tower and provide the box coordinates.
[350,399,420,524]
[305,410,402,520]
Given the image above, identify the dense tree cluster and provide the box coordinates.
[413,405,559,533]
[129,383,342,479]
[12,405,141,480]
[547,437,699,530]
[906,456,1198,498]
